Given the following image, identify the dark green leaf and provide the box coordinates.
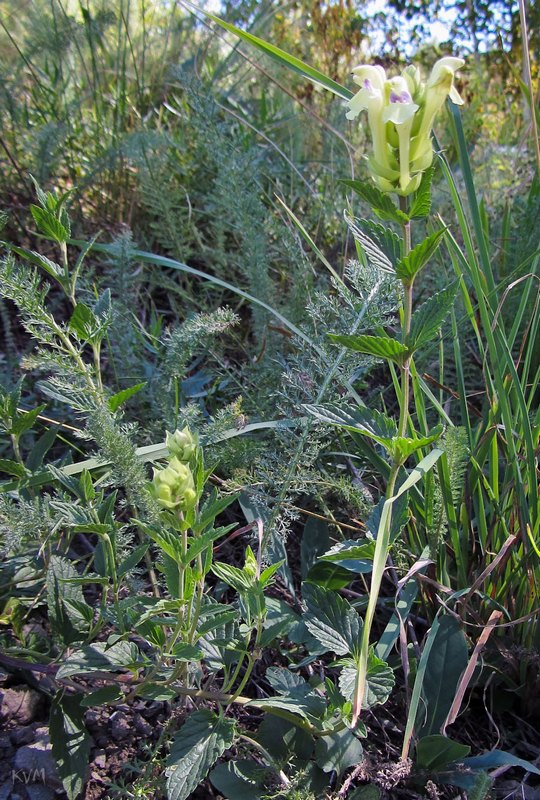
[47,556,91,645]
[108,382,146,412]
[416,735,471,771]
[26,424,59,471]
[315,728,363,776]
[301,518,330,580]
[341,179,408,223]
[69,303,104,342]
[462,750,540,776]
[305,561,353,589]
[210,759,270,800]
[346,215,396,273]
[166,709,236,800]
[10,405,46,436]
[8,244,63,279]
[328,333,409,364]
[319,539,376,571]
[409,165,435,219]
[80,686,123,707]
[419,615,469,737]
[303,583,361,655]
[117,543,149,578]
[56,641,142,679]
[408,280,459,351]
[304,403,397,443]
[339,652,395,709]
[0,459,27,478]
[50,692,91,800]
[395,228,446,284]
[30,204,69,242]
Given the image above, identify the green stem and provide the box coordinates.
[351,199,413,726]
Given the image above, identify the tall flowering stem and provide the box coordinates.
[351,199,413,727]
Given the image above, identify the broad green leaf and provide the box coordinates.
[419,615,469,737]
[8,244,63,279]
[416,735,470,771]
[50,692,91,800]
[80,685,124,707]
[341,179,408,223]
[315,728,363,776]
[266,667,308,695]
[328,333,409,364]
[30,204,69,242]
[196,489,239,532]
[165,642,204,660]
[247,694,323,725]
[304,403,397,443]
[56,641,142,679]
[409,165,435,219]
[346,215,396,274]
[166,710,236,800]
[117,543,149,578]
[10,404,46,436]
[349,217,402,266]
[261,597,300,647]
[318,539,375,574]
[212,560,252,592]
[108,382,146,412]
[69,303,105,343]
[184,524,237,565]
[338,652,395,709]
[303,583,361,655]
[0,459,27,478]
[210,760,270,800]
[305,561,354,589]
[301,517,330,580]
[257,716,314,761]
[199,10,352,100]
[395,227,446,284]
[47,556,91,645]
[462,750,540,776]
[408,280,459,351]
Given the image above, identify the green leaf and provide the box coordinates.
[200,10,352,100]
[108,382,146,412]
[318,539,375,573]
[47,556,91,645]
[462,750,540,776]
[328,333,409,365]
[10,405,46,436]
[212,561,252,592]
[166,709,236,800]
[409,165,435,219]
[315,728,363,776]
[408,280,459,351]
[338,652,395,710]
[346,215,396,274]
[419,615,469,737]
[303,583,361,655]
[416,735,471,771]
[0,459,27,478]
[8,244,63,279]
[69,303,105,343]
[80,685,124,707]
[304,403,396,443]
[56,641,141,679]
[391,426,444,463]
[210,760,270,800]
[196,489,239,532]
[301,518,330,580]
[117,543,149,578]
[30,204,69,242]
[305,561,354,589]
[341,179,408,223]
[247,694,323,725]
[395,228,446,284]
[50,692,91,800]
[266,667,308,695]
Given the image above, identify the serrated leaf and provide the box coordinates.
[80,685,123,707]
[345,214,395,273]
[408,280,459,351]
[328,333,409,364]
[30,204,69,242]
[47,556,91,645]
[56,641,141,679]
[338,653,395,710]
[196,489,239,532]
[315,728,363,776]
[395,228,446,284]
[247,694,324,724]
[10,405,46,436]
[409,165,435,219]
[341,179,409,223]
[319,539,375,573]
[212,561,252,592]
[8,244,63,278]
[50,692,91,800]
[69,303,104,343]
[108,382,146,412]
[304,403,397,449]
[210,760,270,800]
[303,583,361,655]
[0,459,27,478]
[266,667,308,695]
[166,709,236,800]
[416,735,471,771]
[391,426,444,463]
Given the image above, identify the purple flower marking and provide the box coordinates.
[363,79,372,89]
[390,90,413,104]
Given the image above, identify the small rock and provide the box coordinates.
[14,738,58,784]
[0,688,43,725]
[110,711,130,741]
[11,724,37,745]
[93,751,106,769]
[133,713,152,737]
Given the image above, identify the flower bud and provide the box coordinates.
[166,427,198,462]
[151,457,196,511]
